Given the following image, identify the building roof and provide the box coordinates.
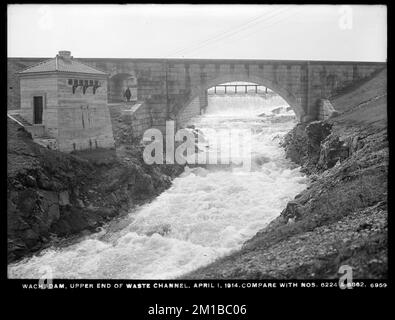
[18,51,107,76]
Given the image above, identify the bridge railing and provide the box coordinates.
[207,84,269,95]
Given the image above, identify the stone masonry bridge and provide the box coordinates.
[8,57,386,134]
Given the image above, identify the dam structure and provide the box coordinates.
[8,55,386,147]
[6,54,388,279]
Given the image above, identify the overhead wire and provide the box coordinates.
[180,7,297,57]
[219,7,303,46]
[168,6,290,57]
[166,6,293,58]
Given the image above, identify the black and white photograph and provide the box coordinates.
[5,3,388,295]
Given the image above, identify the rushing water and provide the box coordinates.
[8,95,307,279]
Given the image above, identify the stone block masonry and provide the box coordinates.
[8,57,386,134]
[68,59,388,127]
[15,51,115,152]
[121,101,152,139]
[55,77,115,152]
[177,91,208,128]
[317,99,339,120]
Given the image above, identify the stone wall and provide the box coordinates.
[19,74,59,138]
[8,58,386,127]
[121,102,152,138]
[8,58,46,109]
[317,99,339,120]
[177,95,201,127]
[18,71,115,152]
[56,76,115,152]
[306,63,382,119]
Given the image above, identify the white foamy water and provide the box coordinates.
[8,95,307,279]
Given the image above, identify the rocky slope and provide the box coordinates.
[7,111,183,263]
[183,68,387,279]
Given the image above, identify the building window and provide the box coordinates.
[33,96,43,124]
[68,79,73,85]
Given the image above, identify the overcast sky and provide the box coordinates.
[7,4,387,61]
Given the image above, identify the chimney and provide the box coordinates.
[58,50,72,62]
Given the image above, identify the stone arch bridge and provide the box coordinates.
[8,58,386,132]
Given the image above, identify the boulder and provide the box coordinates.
[348,135,365,155]
[134,172,154,194]
[281,123,309,165]
[22,229,40,248]
[271,107,283,114]
[16,189,37,217]
[270,115,296,123]
[76,198,85,208]
[37,172,54,190]
[146,223,171,236]
[281,200,303,221]
[59,190,70,206]
[318,135,349,170]
[25,175,37,187]
[37,190,60,228]
[52,208,91,235]
[305,121,333,166]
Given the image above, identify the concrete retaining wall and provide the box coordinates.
[317,99,339,120]
[122,101,152,138]
[177,96,201,127]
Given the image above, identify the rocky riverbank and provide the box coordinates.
[183,68,387,279]
[7,112,184,263]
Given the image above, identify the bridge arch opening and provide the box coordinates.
[108,73,137,103]
[176,75,304,126]
[207,81,272,96]
[204,81,292,118]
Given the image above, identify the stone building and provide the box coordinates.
[14,50,115,152]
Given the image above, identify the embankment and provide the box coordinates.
[7,110,183,263]
[184,68,387,279]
